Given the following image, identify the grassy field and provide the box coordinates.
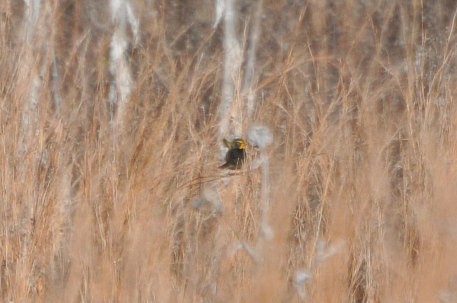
[2,1,457,302]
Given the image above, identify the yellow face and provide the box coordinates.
[232,138,247,150]
[223,138,247,150]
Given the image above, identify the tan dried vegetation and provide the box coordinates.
[2,1,457,302]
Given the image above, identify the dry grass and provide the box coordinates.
[2,0,457,302]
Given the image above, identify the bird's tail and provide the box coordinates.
[222,138,232,148]
[219,162,230,169]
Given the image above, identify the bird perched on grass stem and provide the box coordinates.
[219,138,247,169]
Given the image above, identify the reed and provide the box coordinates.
[1,1,457,302]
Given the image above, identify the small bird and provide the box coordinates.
[219,138,247,169]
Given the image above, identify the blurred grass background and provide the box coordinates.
[2,0,457,302]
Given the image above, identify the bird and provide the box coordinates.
[219,138,247,169]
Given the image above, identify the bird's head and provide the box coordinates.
[233,138,247,149]
[223,138,248,150]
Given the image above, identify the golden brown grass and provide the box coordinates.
[2,1,457,302]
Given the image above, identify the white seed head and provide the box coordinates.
[261,223,274,240]
[191,197,209,209]
[294,270,312,299]
[294,270,312,285]
[248,125,273,149]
